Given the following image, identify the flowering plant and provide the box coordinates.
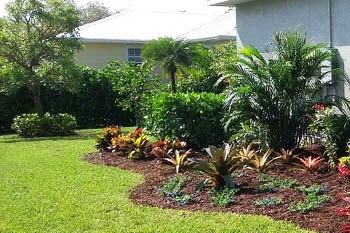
[339,156,350,176]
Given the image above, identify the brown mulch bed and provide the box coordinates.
[85,147,350,233]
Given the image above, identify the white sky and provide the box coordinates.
[0,0,226,16]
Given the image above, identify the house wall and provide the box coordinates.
[75,42,143,68]
[235,0,350,104]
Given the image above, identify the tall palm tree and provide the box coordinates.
[142,37,199,93]
[224,30,347,150]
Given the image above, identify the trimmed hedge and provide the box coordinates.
[12,113,77,137]
[142,92,227,148]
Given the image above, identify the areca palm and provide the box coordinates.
[224,30,346,150]
[142,37,199,93]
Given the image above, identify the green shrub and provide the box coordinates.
[11,113,77,137]
[142,92,227,148]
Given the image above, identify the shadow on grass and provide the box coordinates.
[1,129,135,144]
[2,134,95,143]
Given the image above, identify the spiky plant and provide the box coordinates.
[249,149,280,173]
[190,143,242,188]
[294,156,324,173]
[275,148,299,165]
[162,149,191,174]
[237,143,258,165]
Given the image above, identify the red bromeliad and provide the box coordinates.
[339,157,350,177]
[339,164,350,176]
[335,193,350,232]
[314,104,325,110]
[342,225,350,233]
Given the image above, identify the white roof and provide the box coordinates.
[78,9,236,43]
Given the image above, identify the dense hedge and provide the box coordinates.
[12,113,77,137]
[0,88,34,134]
[42,67,134,128]
[0,67,134,133]
[142,92,227,148]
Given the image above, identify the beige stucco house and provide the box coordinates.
[76,9,236,69]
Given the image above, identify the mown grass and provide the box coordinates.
[0,129,316,233]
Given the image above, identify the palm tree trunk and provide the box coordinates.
[170,71,176,93]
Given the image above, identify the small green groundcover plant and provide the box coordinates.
[11,112,77,137]
[288,184,329,212]
[156,175,197,205]
[255,196,282,207]
[209,187,240,207]
[255,174,297,193]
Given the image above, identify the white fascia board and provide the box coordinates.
[80,36,236,44]
[208,0,256,6]
[79,38,147,44]
[188,35,236,42]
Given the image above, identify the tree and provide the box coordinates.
[78,1,114,25]
[142,37,200,93]
[223,30,347,150]
[0,0,81,116]
[101,61,159,126]
[177,41,236,94]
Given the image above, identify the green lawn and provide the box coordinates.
[0,129,316,233]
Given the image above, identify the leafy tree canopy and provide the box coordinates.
[78,1,115,25]
[0,0,81,115]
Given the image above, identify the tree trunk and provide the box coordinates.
[170,71,176,93]
[32,85,43,117]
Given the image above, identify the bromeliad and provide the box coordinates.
[190,143,242,188]
[162,149,192,174]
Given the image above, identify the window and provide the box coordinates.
[127,48,142,64]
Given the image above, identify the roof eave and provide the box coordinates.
[79,38,147,44]
[80,35,236,44]
[208,0,256,7]
[188,35,236,42]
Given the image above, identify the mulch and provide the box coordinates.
[85,147,350,233]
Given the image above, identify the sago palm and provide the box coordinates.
[224,30,346,150]
[142,37,200,93]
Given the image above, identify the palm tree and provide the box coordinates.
[142,37,200,93]
[223,30,347,150]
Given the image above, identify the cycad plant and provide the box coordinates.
[223,30,346,150]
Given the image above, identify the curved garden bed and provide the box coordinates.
[86,150,350,233]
